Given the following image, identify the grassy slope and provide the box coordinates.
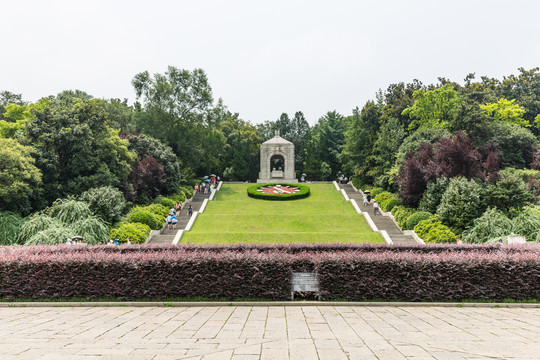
[181,184,383,244]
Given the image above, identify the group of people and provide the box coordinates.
[362,192,380,216]
[107,238,131,246]
[167,206,178,229]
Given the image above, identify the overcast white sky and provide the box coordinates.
[2,0,539,124]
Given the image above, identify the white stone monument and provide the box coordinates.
[257,131,298,183]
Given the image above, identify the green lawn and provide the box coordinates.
[181,184,383,244]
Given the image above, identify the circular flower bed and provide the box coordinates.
[247,183,310,201]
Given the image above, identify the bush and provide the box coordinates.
[0,212,25,246]
[419,177,450,214]
[48,199,94,224]
[80,186,127,224]
[392,206,416,229]
[382,197,401,212]
[511,207,540,240]
[24,227,74,245]
[152,196,176,209]
[1,244,539,301]
[437,177,484,232]
[462,208,513,244]
[370,187,384,197]
[70,218,109,245]
[374,191,394,204]
[125,208,163,230]
[17,215,63,244]
[247,183,310,201]
[406,212,432,230]
[109,222,151,244]
[145,204,169,218]
[414,216,457,243]
[167,192,186,204]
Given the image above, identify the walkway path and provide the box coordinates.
[148,190,211,245]
[0,305,538,359]
[339,183,416,245]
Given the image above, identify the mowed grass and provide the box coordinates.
[181,184,383,244]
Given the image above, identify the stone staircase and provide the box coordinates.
[338,183,416,245]
[147,190,211,244]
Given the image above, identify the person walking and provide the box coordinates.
[175,202,181,216]
[188,205,193,218]
[363,194,368,206]
[166,214,172,229]
[373,201,379,216]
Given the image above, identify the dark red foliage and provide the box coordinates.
[1,244,538,301]
[531,147,540,170]
[434,131,483,178]
[122,156,166,202]
[397,143,435,206]
[398,132,501,206]
[483,151,500,183]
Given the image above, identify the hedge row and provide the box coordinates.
[247,183,310,201]
[4,243,536,255]
[1,245,538,301]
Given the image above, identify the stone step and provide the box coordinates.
[340,184,417,245]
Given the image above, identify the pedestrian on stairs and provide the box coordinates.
[175,202,181,216]
[373,201,380,216]
[363,194,368,206]
[171,215,177,229]
[166,215,172,229]
[188,205,193,218]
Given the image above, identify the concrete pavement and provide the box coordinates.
[0,305,538,359]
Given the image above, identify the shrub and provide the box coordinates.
[125,208,163,230]
[369,187,384,197]
[483,176,535,214]
[406,212,432,230]
[167,192,187,204]
[511,207,540,240]
[437,177,484,232]
[48,199,94,224]
[80,186,127,224]
[0,211,25,245]
[414,216,457,243]
[392,206,416,229]
[247,183,310,201]
[462,208,513,244]
[382,197,402,212]
[69,218,109,245]
[152,196,176,209]
[109,222,151,244]
[24,226,74,245]
[419,177,450,214]
[1,244,538,301]
[17,215,63,244]
[144,204,169,218]
[374,191,393,204]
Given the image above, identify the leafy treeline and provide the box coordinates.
[1,67,540,236]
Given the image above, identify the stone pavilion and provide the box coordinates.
[257,131,298,183]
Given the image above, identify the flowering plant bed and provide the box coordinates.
[0,244,538,301]
[247,183,310,200]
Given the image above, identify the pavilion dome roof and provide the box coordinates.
[262,131,293,146]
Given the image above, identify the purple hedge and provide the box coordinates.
[0,244,538,301]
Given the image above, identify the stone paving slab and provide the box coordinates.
[0,306,538,359]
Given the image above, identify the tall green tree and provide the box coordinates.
[303,111,347,180]
[132,66,214,173]
[0,138,42,214]
[25,97,135,207]
[402,84,462,130]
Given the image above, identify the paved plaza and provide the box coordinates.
[0,305,538,360]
